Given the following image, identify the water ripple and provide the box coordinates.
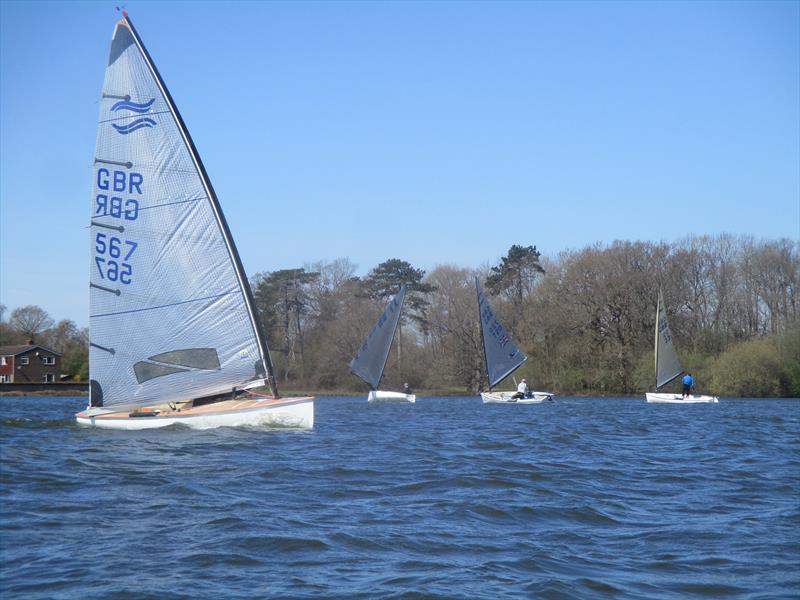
[1,395,798,598]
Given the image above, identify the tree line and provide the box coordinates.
[2,234,797,396]
[252,235,799,397]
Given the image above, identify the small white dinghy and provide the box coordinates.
[368,390,416,403]
[481,391,553,404]
[476,278,554,404]
[645,393,718,404]
[77,14,313,429]
[350,286,415,403]
[645,289,718,404]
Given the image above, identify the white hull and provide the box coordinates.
[481,391,553,404]
[76,397,314,430]
[645,393,718,404]
[367,390,416,403]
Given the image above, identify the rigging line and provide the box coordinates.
[90,290,238,319]
[91,163,206,176]
[91,157,205,175]
[140,197,206,212]
[89,198,207,228]
[90,283,121,296]
[98,110,170,124]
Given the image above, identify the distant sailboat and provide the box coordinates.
[349,285,415,402]
[645,289,718,404]
[75,14,313,429]
[476,278,553,403]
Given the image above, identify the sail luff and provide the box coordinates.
[475,277,493,392]
[121,16,277,396]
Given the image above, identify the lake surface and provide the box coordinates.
[1,395,798,599]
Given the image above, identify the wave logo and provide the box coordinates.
[111,98,157,135]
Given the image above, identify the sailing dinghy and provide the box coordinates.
[645,289,718,404]
[349,286,415,402]
[75,14,313,430]
[476,278,553,403]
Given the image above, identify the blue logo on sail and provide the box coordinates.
[111,98,157,135]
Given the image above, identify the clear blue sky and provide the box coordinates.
[1,0,798,328]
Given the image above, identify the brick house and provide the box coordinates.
[0,344,62,383]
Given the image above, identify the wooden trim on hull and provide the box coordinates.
[645,393,719,404]
[75,396,314,430]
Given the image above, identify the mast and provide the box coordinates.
[121,14,279,397]
[475,277,492,392]
[654,288,661,390]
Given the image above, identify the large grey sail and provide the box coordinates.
[349,286,407,390]
[476,279,526,388]
[88,18,270,411]
[654,289,683,389]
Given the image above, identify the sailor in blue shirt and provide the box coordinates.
[682,373,694,398]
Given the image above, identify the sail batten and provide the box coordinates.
[350,286,407,390]
[654,289,683,390]
[476,279,527,389]
[89,16,276,408]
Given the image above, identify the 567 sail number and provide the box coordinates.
[94,233,138,284]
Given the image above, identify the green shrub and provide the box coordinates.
[709,337,784,397]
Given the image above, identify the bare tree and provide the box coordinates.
[9,306,54,342]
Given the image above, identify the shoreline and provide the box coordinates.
[2,386,796,399]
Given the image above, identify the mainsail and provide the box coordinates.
[88,16,275,411]
[476,278,526,389]
[654,289,683,389]
[349,286,407,390]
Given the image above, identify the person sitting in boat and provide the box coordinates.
[403,382,413,395]
[682,373,695,398]
[512,379,529,399]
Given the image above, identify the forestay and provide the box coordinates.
[654,289,683,389]
[88,18,271,411]
[476,279,526,388]
[349,286,407,390]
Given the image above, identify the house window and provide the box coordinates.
[42,356,55,365]
[0,356,6,365]
[20,357,29,365]
[43,374,55,383]
[0,375,9,383]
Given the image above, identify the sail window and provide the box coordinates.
[134,362,189,384]
[148,348,220,370]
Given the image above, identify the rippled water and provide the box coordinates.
[1,395,798,599]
